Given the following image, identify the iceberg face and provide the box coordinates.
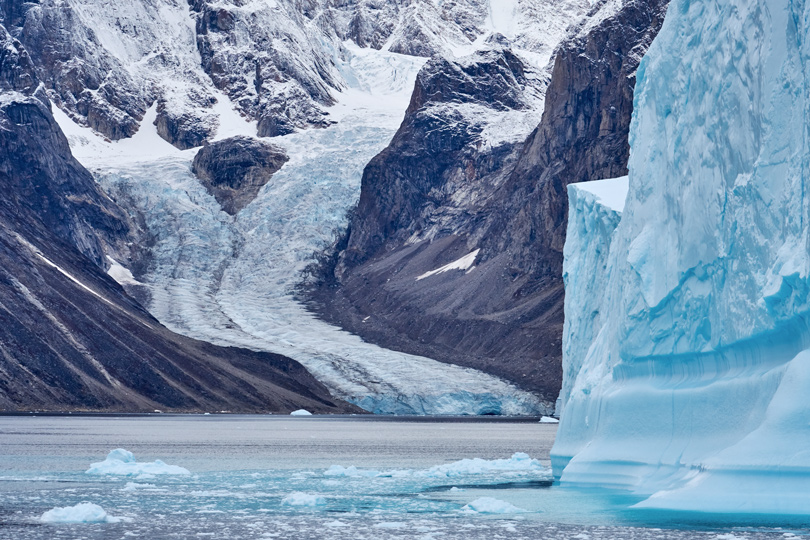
[40,502,121,524]
[86,449,190,476]
[553,0,810,514]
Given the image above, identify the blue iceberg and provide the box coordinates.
[553,0,810,515]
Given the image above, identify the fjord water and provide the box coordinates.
[0,416,805,539]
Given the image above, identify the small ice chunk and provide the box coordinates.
[462,497,527,514]
[40,502,121,523]
[122,482,156,492]
[540,416,560,423]
[290,409,312,416]
[418,452,546,478]
[323,465,380,478]
[86,449,190,476]
[281,492,326,506]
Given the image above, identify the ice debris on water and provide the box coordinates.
[40,502,122,523]
[85,449,190,476]
[325,453,548,479]
[282,492,327,506]
[290,409,313,416]
[540,416,559,424]
[462,497,528,514]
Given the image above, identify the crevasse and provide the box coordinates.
[552,0,810,514]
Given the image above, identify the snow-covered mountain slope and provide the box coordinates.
[1,0,587,149]
[553,0,810,514]
[55,45,547,415]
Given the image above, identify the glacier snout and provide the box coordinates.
[552,0,810,515]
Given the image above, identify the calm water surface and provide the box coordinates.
[0,415,806,539]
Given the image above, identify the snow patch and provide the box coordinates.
[417,249,480,281]
[106,256,142,286]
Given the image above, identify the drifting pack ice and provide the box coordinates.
[552,0,810,514]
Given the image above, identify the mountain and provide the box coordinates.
[0,23,355,414]
[307,0,669,403]
[553,0,810,514]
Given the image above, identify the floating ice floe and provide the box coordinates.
[539,416,559,424]
[86,449,190,476]
[462,497,528,514]
[290,409,313,416]
[325,452,548,479]
[40,502,122,523]
[281,492,327,506]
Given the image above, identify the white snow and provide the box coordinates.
[86,449,190,476]
[417,250,480,281]
[106,256,142,286]
[281,492,327,507]
[571,177,629,213]
[462,497,527,514]
[539,416,559,424]
[290,409,313,416]
[40,502,121,524]
[487,0,520,39]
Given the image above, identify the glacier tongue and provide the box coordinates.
[553,0,810,514]
[68,47,547,416]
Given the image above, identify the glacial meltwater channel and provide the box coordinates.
[0,416,807,539]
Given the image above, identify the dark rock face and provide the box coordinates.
[1,2,149,140]
[191,0,337,138]
[192,136,289,215]
[479,0,670,276]
[0,30,356,414]
[155,94,218,151]
[337,47,534,273]
[307,0,670,402]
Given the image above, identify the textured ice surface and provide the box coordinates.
[463,497,527,514]
[86,449,190,476]
[58,46,545,416]
[553,0,810,515]
[324,452,548,479]
[40,502,121,524]
[282,492,327,507]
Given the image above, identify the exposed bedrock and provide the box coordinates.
[307,0,670,401]
[192,136,290,215]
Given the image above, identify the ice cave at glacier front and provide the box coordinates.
[552,0,810,516]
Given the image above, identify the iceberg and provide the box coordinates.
[86,449,190,476]
[40,502,121,524]
[290,409,313,416]
[553,0,810,515]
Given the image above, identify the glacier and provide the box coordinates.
[56,45,547,416]
[552,0,810,515]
